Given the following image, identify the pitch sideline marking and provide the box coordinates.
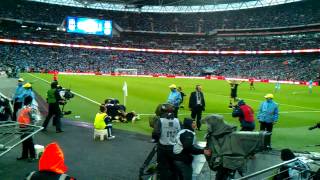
[27,74,320,116]
[27,74,101,106]
[209,93,320,111]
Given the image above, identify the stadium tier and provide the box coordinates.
[0,44,318,81]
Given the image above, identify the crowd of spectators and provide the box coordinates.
[0,0,319,33]
[0,25,319,51]
[0,44,318,81]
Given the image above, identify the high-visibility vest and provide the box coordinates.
[94,112,107,130]
[239,105,254,123]
[18,106,31,128]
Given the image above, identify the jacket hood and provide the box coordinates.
[39,142,68,174]
[203,114,236,136]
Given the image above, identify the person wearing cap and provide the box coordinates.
[257,94,279,133]
[25,142,76,180]
[173,118,211,180]
[189,85,205,131]
[232,100,255,131]
[42,81,63,133]
[21,82,37,108]
[12,78,25,121]
[167,84,182,118]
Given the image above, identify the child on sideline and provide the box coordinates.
[94,105,115,139]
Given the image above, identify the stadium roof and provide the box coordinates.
[28,0,305,13]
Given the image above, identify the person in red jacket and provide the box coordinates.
[232,100,255,131]
[25,142,76,180]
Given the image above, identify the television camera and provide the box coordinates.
[57,86,74,116]
[203,114,271,179]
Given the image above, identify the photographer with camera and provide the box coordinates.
[152,103,181,180]
[232,100,255,131]
[42,81,63,133]
[173,118,211,180]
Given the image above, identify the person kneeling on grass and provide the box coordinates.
[94,105,115,140]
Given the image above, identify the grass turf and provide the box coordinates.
[22,73,320,152]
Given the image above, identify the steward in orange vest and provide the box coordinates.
[17,96,37,161]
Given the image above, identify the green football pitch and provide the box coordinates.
[22,73,320,152]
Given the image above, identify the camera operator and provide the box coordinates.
[42,81,63,133]
[152,105,181,180]
[232,100,255,131]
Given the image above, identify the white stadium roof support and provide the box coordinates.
[27,0,303,13]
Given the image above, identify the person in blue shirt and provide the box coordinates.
[167,84,182,118]
[12,78,25,121]
[257,93,279,133]
[308,80,313,94]
[20,83,37,108]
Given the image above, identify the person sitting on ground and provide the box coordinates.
[94,105,115,139]
[173,118,211,180]
[25,142,76,180]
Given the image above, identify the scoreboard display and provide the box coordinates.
[66,16,112,36]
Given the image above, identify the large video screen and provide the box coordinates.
[66,17,112,36]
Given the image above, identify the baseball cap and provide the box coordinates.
[168,84,177,89]
[23,83,32,88]
[264,94,274,99]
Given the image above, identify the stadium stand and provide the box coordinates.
[0,44,318,81]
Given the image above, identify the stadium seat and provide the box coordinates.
[93,129,108,141]
[34,144,44,159]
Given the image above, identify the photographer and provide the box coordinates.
[42,81,63,133]
[232,100,255,131]
[173,118,211,180]
[152,104,181,180]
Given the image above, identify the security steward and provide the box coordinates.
[17,96,36,161]
[152,104,181,180]
[42,81,63,133]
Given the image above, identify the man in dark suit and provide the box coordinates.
[189,85,205,130]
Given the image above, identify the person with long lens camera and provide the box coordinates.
[152,103,181,180]
[42,81,63,133]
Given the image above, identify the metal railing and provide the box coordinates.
[0,121,43,157]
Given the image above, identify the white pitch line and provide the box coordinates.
[138,110,320,116]
[27,74,101,105]
[210,93,320,111]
